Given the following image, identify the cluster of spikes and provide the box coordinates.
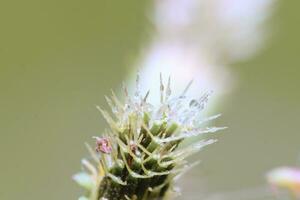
[74,75,226,200]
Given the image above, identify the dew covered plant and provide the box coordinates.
[74,75,226,200]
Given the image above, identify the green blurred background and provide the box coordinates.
[0,0,299,199]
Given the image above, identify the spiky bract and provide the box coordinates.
[74,75,225,200]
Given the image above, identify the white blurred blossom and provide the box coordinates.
[267,167,300,197]
[128,0,275,102]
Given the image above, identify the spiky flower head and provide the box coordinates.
[74,75,226,200]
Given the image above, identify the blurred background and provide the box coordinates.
[0,0,299,199]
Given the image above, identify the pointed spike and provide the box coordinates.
[148,179,169,192]
[142,149,159,164]
[137,133,144,144]
[136,143,152,156]
[181,80,193,97]
[96,106,120,132]
[170,139,218,160]
[105,95,120,116]
[135,72,141,98]
[81,159,97,176]
[110,90,124,111]
[122,82,129,98]
[143,90,150,103]
[120,148,151,179]
[191,90,214,111]
[165,75,172,101]
[174,161,201,181]
[73,172,94,190]
[85,142,100,164]
[198,114,222,125]
[160,73,164,103]
[116,137,129,153]
[85,143,105,177]
[159,126,226,143]
[125,137,141,162]
[107,173,127,185]
[141,123,161,144]
[100,155,109,175]
[140,160,152,175]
